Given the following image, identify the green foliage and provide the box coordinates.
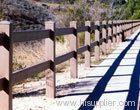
[56,35,65,42]
[58,0,109,26]
[78,33,85,46]
[61,1,90,27]
[113,0,140,20]
[13,60,26,72]
[113,0,126,6]
[131,10,140,19]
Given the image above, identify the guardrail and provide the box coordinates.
[0,20,140,110]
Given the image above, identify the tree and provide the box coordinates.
[112,0,140,20]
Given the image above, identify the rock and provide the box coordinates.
[42,4,48,8]
[1,0,55,31]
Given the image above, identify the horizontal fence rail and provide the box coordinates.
[0,20,140,110]
[77,45,89,54]
[13,30,51,42]
[55,51,75,65]
[55,27,75,36]
[12,60,51,85]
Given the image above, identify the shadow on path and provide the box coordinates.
[79,32,140,110]
[124,50,140,110]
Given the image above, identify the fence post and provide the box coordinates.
[124,20,127,38]
[133,20,135,32]
[121,20,125,42]
[129,20,131,34]
[0,21,13,110]
[95,21,100,61]
[119,20,122,42]
[135,20,137,31]
[85,21,91,68]
[129,20,131,36]
[137,20,139,30]
[126,20,129,37]
[45,21,56,98]
[124,20,127,37]
[138,20,140,29]
[116,20,120,45]
[102,20,107,55]
[135,20,137,32]
[113,20,117,48]
[131,20,133,34]
[70,21,78,78]
[132,20,134,33]
[107,20,112,49]
[127,20,130,36]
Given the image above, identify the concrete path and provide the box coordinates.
[48,29,140,110]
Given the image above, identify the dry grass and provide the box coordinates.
[13,38,70,78]
[32,0,60,9]
[13,34,116,82]
[13,40,45,72]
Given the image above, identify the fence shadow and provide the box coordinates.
[78,32,140,110]
[124,50,140,110]
[13,80,96,98]
[13,32,140,110]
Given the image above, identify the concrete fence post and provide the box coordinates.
[108,20,112,49]
[102,20,107,55]
[132,20,134,33]
[124,20,127,38]
[127,20,129,37]
[123,20,126,38]
[135,20,137,31]
[136,21,137,31]
[0,21,13,110]
[117,20,120,45]
[45,21,56,98]
[129,20,131,36]
[128,20,130,36]
[85,21,91,68]
[133,20,135,33]
[137,20,140,30]
[134,20,136,32]
[113,20,117,48]
[126,20,129,37]
[121,20,125,42]
[131,20,133,34]
[119,20,122,42]
[70,21,78,78]
[135,21,137,31]
[136,21,138,30]
[95,21,100,61]
[138,20,140,29]
[137,21,139,29]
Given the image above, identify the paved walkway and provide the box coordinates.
[48,29,140,110]
[13,30,140,110]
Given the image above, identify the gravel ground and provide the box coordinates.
[12,55,111,110]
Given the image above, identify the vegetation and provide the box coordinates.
[0,9,2,21]
[113,0,140,20]
[2,0,140,79]
[57,0,110,27]
[55,0,110,47]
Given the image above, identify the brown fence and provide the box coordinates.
[0,20,140,110]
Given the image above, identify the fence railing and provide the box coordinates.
[0,20,140,110]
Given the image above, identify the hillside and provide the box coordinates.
[0,0,129,31]
[1,0,54,30]
[1,0,139,77]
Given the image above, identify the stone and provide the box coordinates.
[1,0,55,31]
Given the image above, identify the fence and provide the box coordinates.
[0,20,140,110]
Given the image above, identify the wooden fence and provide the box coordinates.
[0,20,140,110]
